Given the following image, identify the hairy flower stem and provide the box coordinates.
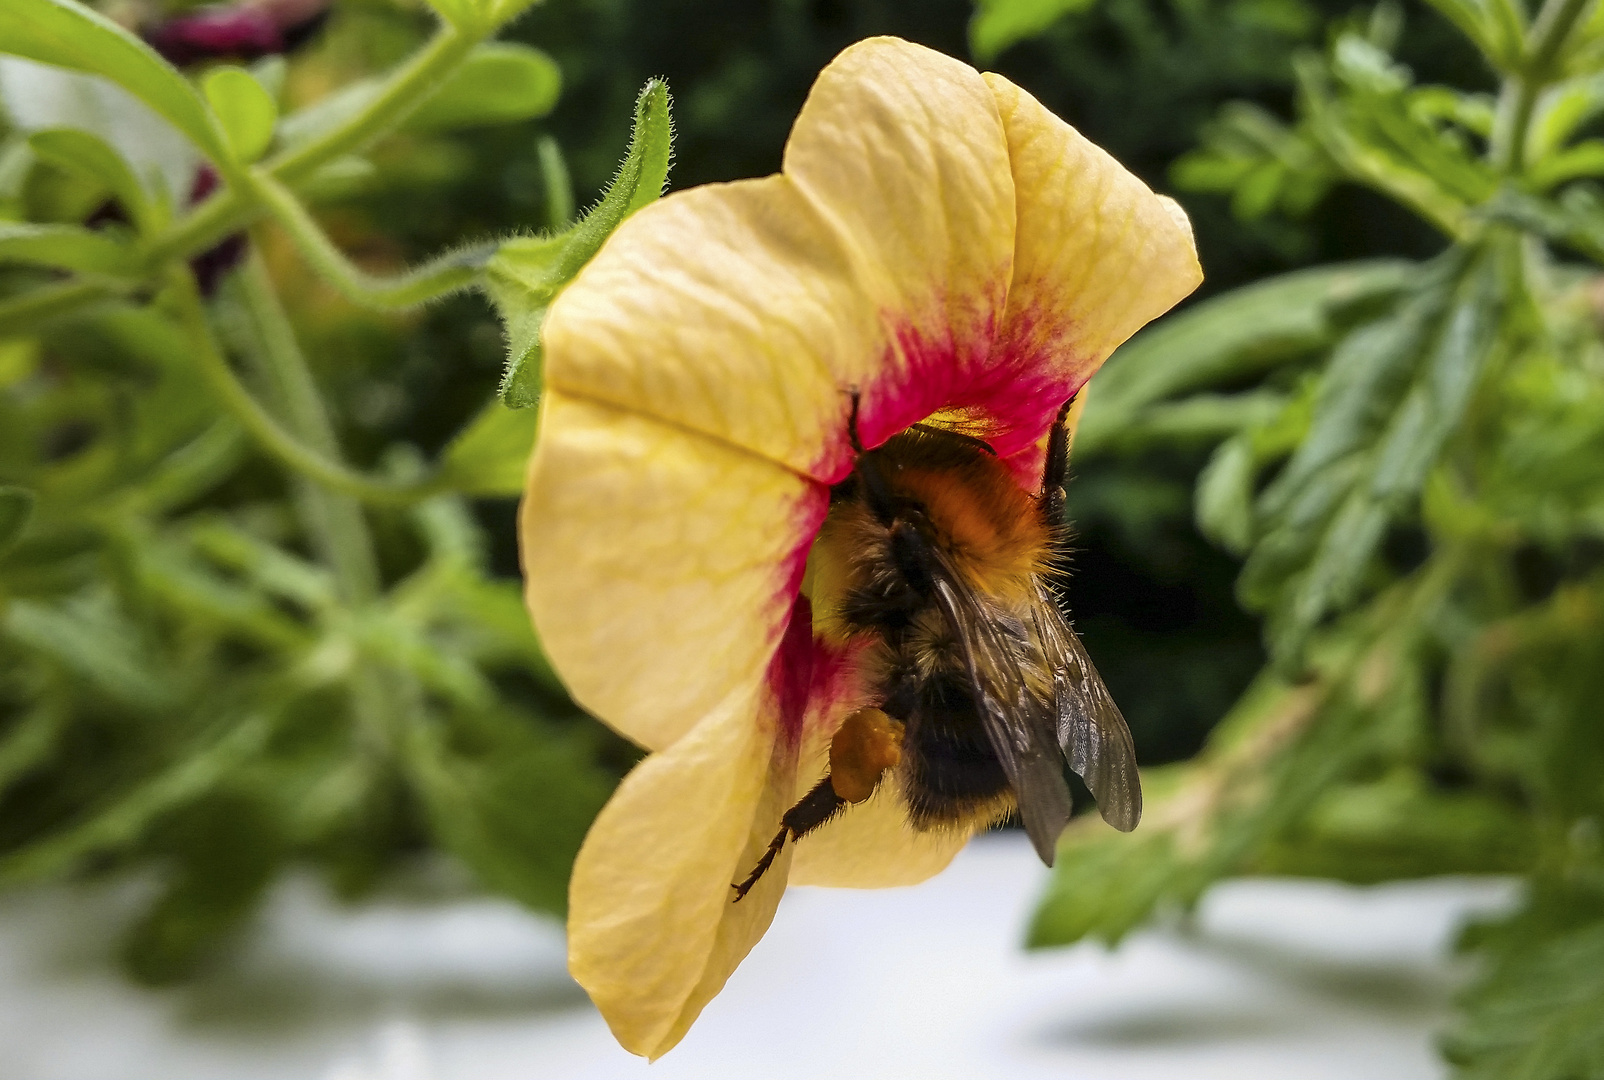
[1490,0,1597,174]
[250,172,486,310]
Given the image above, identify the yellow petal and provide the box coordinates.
[538,38,1022,484]
[567,682,800,1059]
[540,176,877,481]
[788,772,981,888]
[521,392,824,752]
[986,71,1202,385]
[781,37,1017,456]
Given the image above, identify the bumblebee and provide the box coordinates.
[734,393,1141,900]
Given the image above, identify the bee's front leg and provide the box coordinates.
[731,708,903,902]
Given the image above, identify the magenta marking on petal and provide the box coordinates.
[809,306,1090,491]
[764,598,862,748]
[763,484,861,746]
[767,595,819,746]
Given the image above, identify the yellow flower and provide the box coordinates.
[519,36,1200,1059]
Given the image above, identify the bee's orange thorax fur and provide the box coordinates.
[893,462,1049,600]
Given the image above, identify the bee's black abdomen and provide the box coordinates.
[890,674,1010,827]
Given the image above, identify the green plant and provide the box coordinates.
[1024,0,1604,1073]
[0,0,669,980]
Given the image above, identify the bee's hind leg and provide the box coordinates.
[731,708,903,902]
[732,779,843,902]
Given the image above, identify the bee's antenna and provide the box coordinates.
[846,387,865,454]
[1040,387,1082,515]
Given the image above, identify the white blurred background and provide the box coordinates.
[0,834,1516,1080]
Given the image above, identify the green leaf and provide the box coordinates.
[121,789,286,984]
[537,135,574,229]
[1027,823,1190,947]
[0,222,136,274]
[2,597,179,713]
[485,78,673,407]
[1255,772,1536,881]
[404,711,614,916]
[0,485,34,553]
[1243,247,1500,661]
[0,713,272,888]
[28,128,151,229]
[420,0,486,29]
[1256,257,1461,521]
[968,0,1099,62]
[1417,0,1511,68]
[1446,917,1604,1079]
[1196,435,1257,554]
[202,66,278,165]
[442,399,541,496]
[1528,74,1604,162]
[405,43,561,133]
[1528,138,1604,189]
[1077,260,1413,456]
[0,0,228,162]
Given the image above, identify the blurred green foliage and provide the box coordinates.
[0,0,672,983]
[1005,0,1604,1074]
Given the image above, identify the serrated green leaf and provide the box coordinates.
[968,0,1099,62]
[1245,247,1499,662]
[0,0,228,162]
[27,128,152,229]
[1256,258,1460,520]
[1278,487,1389,648]
[0,485,35,553]
[0,222,136,274]
[1370,263,1499,506]
[1446,918,1604,1080]
[202,66,278,165]
[405,43,561,133]
[485,78,672,407]
[442,399,541,496]
[1077,260,1412,456]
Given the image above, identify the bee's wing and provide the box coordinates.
[927,566,1073,867]
[1032,588,1142,832]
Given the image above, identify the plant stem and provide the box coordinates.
[268,23,477,185]
[0,279,112,336]
[250,173,486,310]
[233,250,380,602]
[169,266,445,507]
[144,22,483,272]
[1490,0,1597,174]
[230,254,417,771]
